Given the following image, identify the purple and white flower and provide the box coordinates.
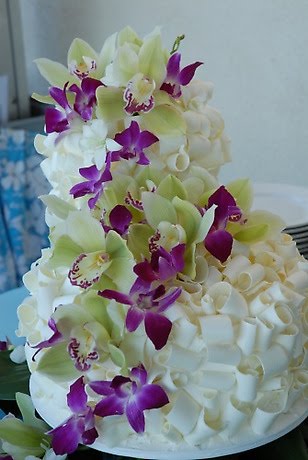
[48,377,98,455]
[102,205,132,236]
[70,154,112,209]
[90,364,169,433]
[203,185,242,263]
[110,121,158,166]
[123,73,156,114]
[160,52,203,98]
[99,282,181,350]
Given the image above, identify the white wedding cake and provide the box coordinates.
[17,27,308,457]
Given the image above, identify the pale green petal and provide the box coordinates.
[105,258,136,293]
[49,235,82,268]
[80,291,113,334]
[16,393,49,431]
[31,92,54,105]
[108,343,126,369]
[36,343,79,382]
[157,175,187,201]
[195,204,217,243]
[97,32,117,77]
[142,191,177,229]
[40,195,75,220]
[0,417,45,449]
[183,244,196,278]
[106,230,134,260]
[172,196,201,242]
[117,26,142,47]
[139,32,166,85]
[34,58,76,87]
[67,38,98,68]
[96,86,125,121]
[142,104,186,136]
[226,178,253,212]
[127,223,153,261]
[66,211,106,251]
[233,223,269,243]
[2,441,44,460]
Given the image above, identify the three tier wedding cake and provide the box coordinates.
[17,27,308,457]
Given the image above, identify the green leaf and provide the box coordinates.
[36,342,79,382]
[96,86,125,121]
[0,351,30,400]
[157,175,187,201]
[226,178,253,212]
[142,191,177,229]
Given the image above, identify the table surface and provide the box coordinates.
[0,286,28,344]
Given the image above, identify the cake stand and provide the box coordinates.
[30,372,308,460]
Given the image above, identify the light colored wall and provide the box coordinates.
[19,0,308,187]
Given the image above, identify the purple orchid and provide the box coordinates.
[160,52,203,98]
[203,186,242,263]
[110,121,158,166]
[102,205,132,236]
[45,77,103,134]
[48,376,98,455]
[33,318,63,350]
[90,364,169,433]
[99,282,181,350]
[70,154,112,209]
[134,243,186,289]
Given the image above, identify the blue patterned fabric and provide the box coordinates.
[0,128,50,293]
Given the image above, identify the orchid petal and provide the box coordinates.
[67,377,87,414]
[179,61,203,85]
[126,400,145,433]
[49,416,84,455]
[157,287,181,312]
[136,383,169,411]
[126,306,144,332]
[45,108,69,134]
[204,228,233,263]
[69,252,112,289]
[49,84,70,110]
[166,52,181,79]
[79,164,100,180]
[144,311,172,350]
[109,205,132,234]
[138,130,159,149]
[130,364,147,386]
[94,395,125,417]
[99,289,132,306]
[89,380,113,396]
[82,426,98,446]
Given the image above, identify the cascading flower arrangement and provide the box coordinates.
[1,26,307,459]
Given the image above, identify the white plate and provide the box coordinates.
[30,373,308,460]
[253,183,308,227]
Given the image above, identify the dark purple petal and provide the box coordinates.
[82,426,98,445]
[179,61,203,85]
[138,130,159,149]
[114,121,137,148]
[144,311,172,350]
[136,151,150,165]
[45,107,69,134]
[88,192,100,209]
[67,377,87,414]
[130,364,147,386]
[157,287,181,312]
[89,380,114,396]
[136,383,169,411]
[133,260,158,283]
[49,83,70,110]
[70,181,95,199]
[49,416,84,455]
[70,78,102,121]
[109,205,132,234]
[34,318,62,349]
[98,289,133,305]
[126,400,145,433]
[204,228,233,263]
[126,306,144,332]
[166,52,181,79]
[170,243,186,272]
[208,186,237,228]
[94,394,125,417]
[79,164,100,180]
[80,77,103,96]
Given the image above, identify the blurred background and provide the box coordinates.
[1,0,307,185]
[0,0,308,291]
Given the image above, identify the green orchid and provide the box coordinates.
[49,210,135,292]
[0,393,51,460]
